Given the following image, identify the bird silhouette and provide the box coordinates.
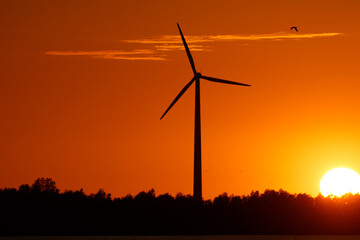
[290,26,298,32]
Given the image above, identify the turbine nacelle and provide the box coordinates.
[195,72,202,79]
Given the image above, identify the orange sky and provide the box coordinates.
[1,0,360,199]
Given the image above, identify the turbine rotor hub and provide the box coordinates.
[195,72,202,78]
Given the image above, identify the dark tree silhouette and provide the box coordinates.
[31,177,59,193]
[2,178,360,235]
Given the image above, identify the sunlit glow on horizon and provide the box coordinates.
[320,168,360,197]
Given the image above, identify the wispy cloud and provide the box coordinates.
[154,44,209,52]
[45,49,166,61]
[46,32,342,61]
[124,32,342,44]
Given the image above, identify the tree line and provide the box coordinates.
[1,177,360,235]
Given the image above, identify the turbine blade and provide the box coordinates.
[177,23,197,74]
[200,75,251,87]
[160,77,196,120]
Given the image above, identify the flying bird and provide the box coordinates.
[290,26,298,32]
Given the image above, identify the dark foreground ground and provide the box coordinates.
[2,236,360,240]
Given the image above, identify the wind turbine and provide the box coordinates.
[160,23,251,201]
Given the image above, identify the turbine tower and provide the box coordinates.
[160,23,251,201]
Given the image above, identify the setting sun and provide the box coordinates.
[320,168,360,197]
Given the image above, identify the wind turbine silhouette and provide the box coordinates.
[160,23,251,201]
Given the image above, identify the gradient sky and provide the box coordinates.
[1,0,360,199]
